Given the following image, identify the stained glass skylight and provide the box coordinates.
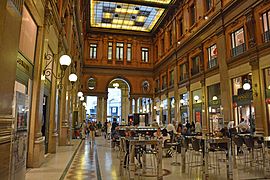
[90,0,172,32]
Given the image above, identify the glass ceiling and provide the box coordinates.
[90,0,172,32]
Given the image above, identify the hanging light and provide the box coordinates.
[68,73,77,84]
[113,82,119,89]
[212,96,218,101]
[194,95,200,101]
[243,82,251,90]
[77,91,83,98]
[153,106,157,110]
[180,99,185,104]
[59,55,72,70]
[80,96,85,101]
[82,102,86,107]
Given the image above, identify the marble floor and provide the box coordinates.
[26,137,270,180]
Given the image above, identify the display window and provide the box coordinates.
[192,89,202,124]
[207,83,222,132]
[180,93,189,124]
[232,74,255,130]
[264,68,270,134]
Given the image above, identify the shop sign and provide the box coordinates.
[17,53,33,78]
[208,99,220,107]
[232,90,253,106]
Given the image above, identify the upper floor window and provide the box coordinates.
[191,56,200,76]
[155,45,158,60]
[231,27,246,57]
[179,18,184,37]
[207,44,217,69]
[205,0,212,12]
[90,44,97,59]
[169,70,174,86]
[190,4,196,27]
[169,29,173,47]
[180,63,187,81]
[262,10,270,42]
[127,43,132,61]
[108,42,112,60]
[142,48,149,62]
[162,75,167,89]
[161,38,165,55]
[116,42,124,61]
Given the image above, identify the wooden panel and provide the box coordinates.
[0,142,11,180]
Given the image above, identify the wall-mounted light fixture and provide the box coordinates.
[194,95,200,102]
[77,91,83,98]
[43,53,77,89]
[242,79,258,96]
[212,96,218,101]
[180,99,185,104]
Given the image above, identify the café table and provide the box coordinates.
[263,136,270,178]
[167,142,181,166]
[127,137,163,180]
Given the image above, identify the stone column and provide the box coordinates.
[134,97,138,113]
[250,59,265,134]
[129,97,133,114]
[59,76,69,146]
[216,28,232,125]
[201,80,208,134]
[121,86,129,121]
[174,65,179,123]
[27,26,45,167]
[167,97,171,124]
[103,97,107,122]
[97,96,103,122]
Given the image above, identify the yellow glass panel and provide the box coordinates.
[136,16,146,22]
[115,8,139,14]
[103,13,111,19]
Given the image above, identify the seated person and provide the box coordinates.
[153,127,162,139]
[237,118,250,133]
[162,128,171,146]
[111,127,120,142]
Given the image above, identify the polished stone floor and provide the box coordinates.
[26,137,270,180]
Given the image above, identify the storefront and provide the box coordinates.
[207,83,223,132]
[161,99,168,125]
[232,74,255,130]
[180,93,189,124]
[264,68,270,134]
[192,89,202,124]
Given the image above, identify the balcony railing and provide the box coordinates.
[208,58,218,69]
[263,30,270,43]
[231,43,246,57]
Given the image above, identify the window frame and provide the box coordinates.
[90,44,97,59]
[116,42,124,61]
[190,3,196,27]
[127,43,132,61]
[141,47,149,62]
[205,0,212,13]
[107,42,113,60]
[231,27,246,57]
[207,44,217,69]
[262,10,270,42]
[191,55,200,75]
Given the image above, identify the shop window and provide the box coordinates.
[192,89,202,124]
[179,17,184,37]
[231,27,246,57]
[162,75,167,90]
[108,42,113,60]
[191,55,200,76]
[262,10,270,42]
[205,0,212,12]
[116,42,124,61]
[232,74,255,128]
[90,44,97,59]
[180,93,189,124]
[19,6,37,63]
[190,3,196,27]
[207,44,217,69]
[169,70,174,86]
[127,43,132,61]
[180,63,187,81]
[207,83,222,133]
[142,48,149,62]
[264,68,270,134]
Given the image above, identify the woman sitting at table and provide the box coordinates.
[162,128,171,145]
[153,127,162,139]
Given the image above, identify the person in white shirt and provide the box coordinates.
[166,122,177,134]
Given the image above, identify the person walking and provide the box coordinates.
[89,122,96,143]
